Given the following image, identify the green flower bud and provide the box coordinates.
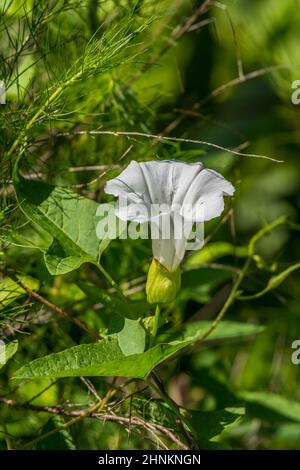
[146,258,181,304]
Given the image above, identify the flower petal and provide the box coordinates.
[151,212,195,271]
[105,160,174,222]
[152,233,187,272]
[176,168,235,221]
[105,160,206,211]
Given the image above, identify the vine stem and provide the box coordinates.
[96,261,119,289]
[20,387,115,449]
[10,273,100,340]
[56,130,283,163]
[193,216,288,345]
[150,304,160,347]
[148,217,289,450]
[149,372,198,450]
[94,261,136,317]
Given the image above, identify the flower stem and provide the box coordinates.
[96,261,118,289]
[150,304,160,348]
[20,387,116,449]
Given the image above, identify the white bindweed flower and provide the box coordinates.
[105,160,234,303]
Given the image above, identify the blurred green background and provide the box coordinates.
[1,0,300,450]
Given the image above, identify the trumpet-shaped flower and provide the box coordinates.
[105,160,234,302]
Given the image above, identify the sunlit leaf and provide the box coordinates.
[0,340,18,370]
[15,321,263,379]
[13,173,110,274]
[0,275,39,309]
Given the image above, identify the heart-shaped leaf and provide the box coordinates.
[13,171,110,274]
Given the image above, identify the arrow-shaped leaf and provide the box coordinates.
[14,321,263,380]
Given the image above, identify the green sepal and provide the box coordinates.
[146,258,181,304]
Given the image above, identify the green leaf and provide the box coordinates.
[14,338,161,380]
[7,55,35,100]
[13,172,109,274]
[180,268,232,303]
[14,321,263,380]
[191,367,238,409]
[44,239,89,275]
[0,340,18,370]
[132,397,176,428]
[238,262,300,300]
[117,318,146,356]
[0,275,39,309]
[163,320,264,345]
[189,407,244,448]
[241,391,300,423]
[184,242,247,270]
